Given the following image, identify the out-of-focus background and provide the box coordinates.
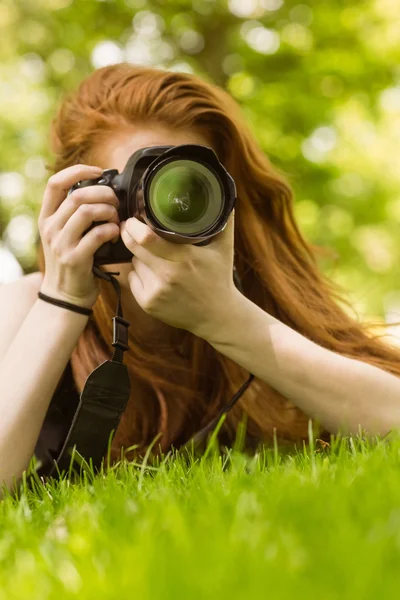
[1,0,399,337]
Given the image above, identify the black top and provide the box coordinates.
[33,360,81,478]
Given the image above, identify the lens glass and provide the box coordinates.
[148,159,223,234]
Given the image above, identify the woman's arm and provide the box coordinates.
[118,213,400,436]
[0,290,89,499]
[192,290,400,437]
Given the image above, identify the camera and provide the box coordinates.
[68,144,236,265]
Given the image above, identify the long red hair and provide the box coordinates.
[37,63,400,462]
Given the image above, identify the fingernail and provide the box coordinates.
[90,166,103,173]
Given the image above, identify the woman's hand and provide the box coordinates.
[38,164,120,310]
[119,210,241,338]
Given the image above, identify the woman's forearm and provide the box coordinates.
[0,300,89,498]
[193,291,400,436]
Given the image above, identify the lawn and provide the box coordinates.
[1,426,400,600]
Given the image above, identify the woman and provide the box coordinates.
[2,63,400,493]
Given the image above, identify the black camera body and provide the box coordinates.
[68,144,236,266]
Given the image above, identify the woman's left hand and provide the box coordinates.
[119,210,240,337]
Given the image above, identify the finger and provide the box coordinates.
[120,217,184,262]
[40,164,104,221]
[51,185,120,231]
[127,267,144,301]
[75,222,120,264]
[131,256,157,283]
[120,225,162,269]
[60,202,120,247]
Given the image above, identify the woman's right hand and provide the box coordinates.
[38,164,121,310]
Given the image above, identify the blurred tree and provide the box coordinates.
[0,0,399,327]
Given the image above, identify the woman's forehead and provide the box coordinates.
[93,126,214,172]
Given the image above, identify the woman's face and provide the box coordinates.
[94,124,214,288]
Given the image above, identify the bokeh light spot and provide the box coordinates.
[91,41,124,69]
[0,173,25,205]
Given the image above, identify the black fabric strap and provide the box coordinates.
[35,264,254,480]
[38,267,132,479]
[45,359,131,477]
[183,373,255,449]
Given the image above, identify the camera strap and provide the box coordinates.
[44,266,131,478]
[44,266,254,479]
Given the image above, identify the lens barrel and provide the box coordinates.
[68,144,236,265]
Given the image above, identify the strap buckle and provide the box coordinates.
[112,315,130,351]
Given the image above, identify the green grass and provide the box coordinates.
[2,426,400,600]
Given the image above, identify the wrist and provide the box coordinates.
[39,282,98,312]
[190,288,249,343]
[34,296,90,324]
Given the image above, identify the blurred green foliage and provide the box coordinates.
[1,0,400,323]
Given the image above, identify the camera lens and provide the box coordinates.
[148,159,224,235]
